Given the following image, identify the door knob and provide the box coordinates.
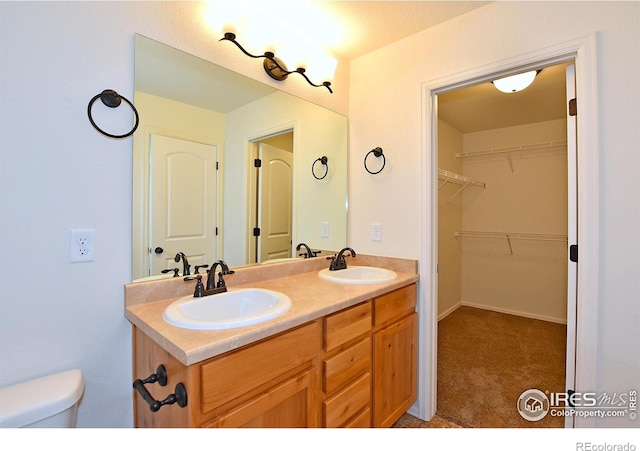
[154,247,164,255]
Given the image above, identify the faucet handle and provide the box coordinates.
[194,264,209,274]
[216,269,235,288]
[161,268,180,277]
[183,275,204,297]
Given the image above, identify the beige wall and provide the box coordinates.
[225,91,348,266]
[460,119,568,323]
[437,120,463,319]
[349,2,640,425]
[1,1,350,427]
[437,118,568,323]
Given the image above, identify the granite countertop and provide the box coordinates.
[125,255,419,366]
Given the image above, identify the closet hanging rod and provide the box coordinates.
[455,140,567,159]
[437,169,486,188]
[454,231,568,242]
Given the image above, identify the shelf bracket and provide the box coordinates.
[447,182,470,204]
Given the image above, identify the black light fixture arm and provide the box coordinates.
[220,32,333,93]
[220,32,265,60]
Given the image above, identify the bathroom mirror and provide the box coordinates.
[132,35,348,281]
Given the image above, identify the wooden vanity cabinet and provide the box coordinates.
[132,283,417,428]
[372,284,418,427]
[133,320,322,428]
[322,301,373,427]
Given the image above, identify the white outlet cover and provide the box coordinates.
[70,228,95,263]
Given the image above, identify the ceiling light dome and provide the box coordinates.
[493,70,539,93]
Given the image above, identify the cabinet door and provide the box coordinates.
[204,370,317,427]
[373,312,417,428]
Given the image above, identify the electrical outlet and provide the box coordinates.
[372,223,382,242]
[69,228,94,262]
[321,221,329,238]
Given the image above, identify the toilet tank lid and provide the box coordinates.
[0,369,84,428]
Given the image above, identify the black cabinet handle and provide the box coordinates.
[132,365,188,412]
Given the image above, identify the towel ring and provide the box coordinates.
[312,156,329,180]
[364,147,386,174]
[87,89,139,139]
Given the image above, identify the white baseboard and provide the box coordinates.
[437,302,462,321]
[460,301,567,325]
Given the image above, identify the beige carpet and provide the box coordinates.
[435,306,566,428]
[392,413,462,428]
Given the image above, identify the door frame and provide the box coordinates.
[417,34,599,427]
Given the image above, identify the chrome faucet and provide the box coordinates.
[174,252,191,276]
[328,247,356,271]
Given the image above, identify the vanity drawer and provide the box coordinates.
[324,301,371,351]
[374,285,416,326]
[323,372,371,427]
[343,407,371,428]
[324,337,371,393]
[199,321,320,413]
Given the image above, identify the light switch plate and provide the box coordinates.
[372,223,382,241]
[321,222,329,238]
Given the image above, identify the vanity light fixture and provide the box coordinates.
[492,70,541,93]
[220,32,333,93]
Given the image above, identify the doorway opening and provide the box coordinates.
[418,35,599,428]
[434,61,574,427]
[247,130,294,264]
[421,54,593,427]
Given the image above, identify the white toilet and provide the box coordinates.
[0,369,84,428]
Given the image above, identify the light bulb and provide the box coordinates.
[493,71,538,93]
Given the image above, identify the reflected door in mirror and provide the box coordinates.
[258,143,293,262]
[150,135,218,275]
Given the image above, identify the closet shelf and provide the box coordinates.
[438,169,486,203]
[455,231,568,255]
[455,140,567,159]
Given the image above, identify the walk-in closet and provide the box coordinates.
[435,62,572,427]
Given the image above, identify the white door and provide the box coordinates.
[257,143,293,262]
[150,134,218,276]
[564,64,578,428]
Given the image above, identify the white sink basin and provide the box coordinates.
[318,266,397,285]
[163,288,292,330]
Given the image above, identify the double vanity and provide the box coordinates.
[125,254,419,428]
